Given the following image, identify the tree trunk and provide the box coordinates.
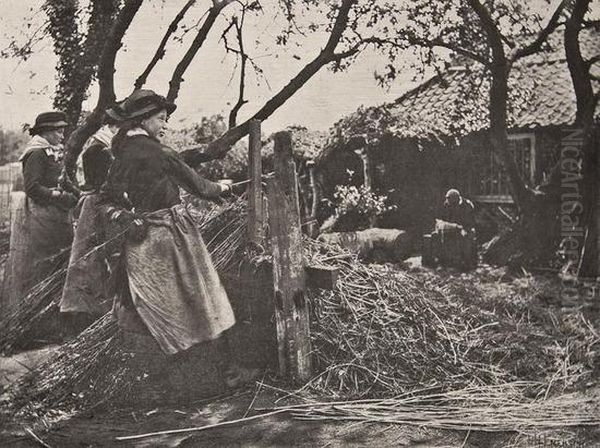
[62,0,143,181]
[488,63,531,210]
[564,0,599,277]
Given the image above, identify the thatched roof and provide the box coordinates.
[262,125,330,162]
[319,27,600,163]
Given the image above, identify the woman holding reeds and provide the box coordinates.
[2,112,77,311]
[100,90,252,386]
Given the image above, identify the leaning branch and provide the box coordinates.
[167,0,236,102]
[63,0,144,181]
[512,0,568,61]
[202,0,358,159]
[135,0,197,90]
[467,0,506,63]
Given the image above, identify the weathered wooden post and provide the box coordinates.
[247,120,265,245]
[267,131,312,382]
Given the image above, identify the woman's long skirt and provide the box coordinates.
[123,205,235,355]
[60,193,112,316]
[2,194,73,312]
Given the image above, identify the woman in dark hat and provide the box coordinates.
[3,111,78,312]
[100,90,253,389]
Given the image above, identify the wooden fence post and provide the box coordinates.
[267,131,312,382]
[247,120,265,246]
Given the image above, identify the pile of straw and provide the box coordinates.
[305,240,598,397]
[305,239,505,397]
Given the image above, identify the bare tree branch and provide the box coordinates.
[425,38,489,65]
[512,0,568,61]
[135,0,197,90]
[167,0,236,102]
[63,0,144,182]
[227,14,249,129]
[467,0,506,64]
[586,54,600,68]
[583,19,600,27]
[202,0,358,160]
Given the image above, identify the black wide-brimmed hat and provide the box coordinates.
[117,89,176,121]
[104,102,125,124]
[29,111,68,135]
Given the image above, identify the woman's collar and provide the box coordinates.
[126,127,150,137]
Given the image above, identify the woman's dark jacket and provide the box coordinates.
[101,133,222,212]
[22,147,62,206]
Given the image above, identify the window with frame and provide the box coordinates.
[478,133,536,202]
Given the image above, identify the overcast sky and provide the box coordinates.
[0,0,426,134]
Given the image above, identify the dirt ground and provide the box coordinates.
[0,353,515,448]
[1,345,596,447]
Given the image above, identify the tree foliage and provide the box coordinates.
[0,128,28,164]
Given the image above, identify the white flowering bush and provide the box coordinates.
[332,185,395,218]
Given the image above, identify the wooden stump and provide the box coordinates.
[267,132,312,383]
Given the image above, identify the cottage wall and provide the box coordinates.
[318,127,562,238]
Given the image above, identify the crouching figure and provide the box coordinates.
[423,189,477,271]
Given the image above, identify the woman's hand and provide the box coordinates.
[217,179,234,196]
[51,189,78,208]
[107,207,147,242]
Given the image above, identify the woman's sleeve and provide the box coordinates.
[23,149,54,203]
[83,144,113,189]
[165,149,223,200]
[99,157,132,210]
[179,147,212,168]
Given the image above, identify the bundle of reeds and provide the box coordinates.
[274,382,600,433]
[0,251,69,354]
[4,314,128,423]
[0,197,247,355]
